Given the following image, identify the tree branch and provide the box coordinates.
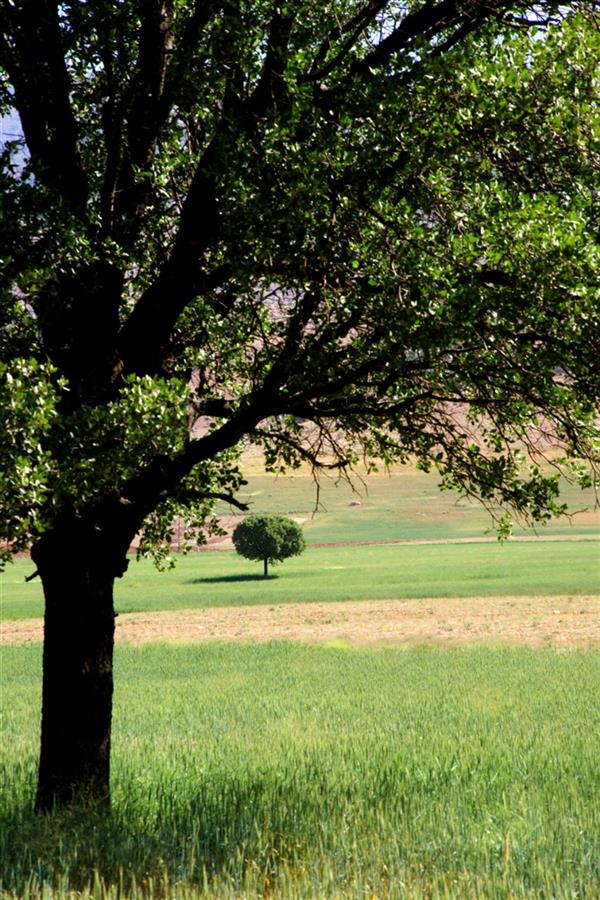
[246,8,295,116]
[353,0,466,72]
[107,1,175,241]
[300,0,388,83]
[127,1,175,171]
[116,60,245,376]
[253,427,351,470]
[173,489,249,511]
[118,403,270,519]
[101,1,222,241]
[0,0,88,214]
[350,0,501,78]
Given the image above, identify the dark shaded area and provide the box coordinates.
[189,574,279,584]
[0,764,335,894]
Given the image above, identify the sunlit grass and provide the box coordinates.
[230,465,599,544]
[2,539,598,620]
[1,642,599,898]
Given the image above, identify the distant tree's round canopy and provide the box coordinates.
[1,0,598,810]
[233,515,306,575]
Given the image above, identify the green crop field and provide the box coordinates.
[2,642,599,898]
[1,539,599,621]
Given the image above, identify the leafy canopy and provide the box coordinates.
[0,1,598,566]
[232,515,306,569]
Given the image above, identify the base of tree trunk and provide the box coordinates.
[32,524,127,811]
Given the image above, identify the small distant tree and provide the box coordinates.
[233,516,306,577]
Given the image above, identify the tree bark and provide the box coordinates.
[31,522,127,811]
[264,557,268,578]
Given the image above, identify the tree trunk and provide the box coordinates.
[31,522,127,811]
[263,557,268,577]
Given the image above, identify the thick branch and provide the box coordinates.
[118,403,271,517]
[101,2,223,241]
[246,9,295,116]
[0,1,88,214]
[353,0,482,73]
[117,80,241,375]
[173,489,249,511]
[107,1,175,241]
[127,1,175,171]
[116,249,228,378]
[115,5,298,376]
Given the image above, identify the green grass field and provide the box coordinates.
[2,463,597,620]
[2,642,599,898]
[1,539,599,620]
[227,465,600,544]
[1,465,598,898]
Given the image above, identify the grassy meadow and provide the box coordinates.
[2,463,598,620]
[1,540,599,621]
[1,464,598,897]
[2,642,600,898]
[227,464,600,545]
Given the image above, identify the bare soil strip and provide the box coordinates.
[3,595,599,648]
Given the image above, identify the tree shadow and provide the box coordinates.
[188,573,279,584]
[1,766,323,894]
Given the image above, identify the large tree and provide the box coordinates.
[1,0,598,810]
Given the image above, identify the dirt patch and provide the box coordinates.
[3,595,599,648]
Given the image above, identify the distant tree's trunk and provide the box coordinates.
[264,557,268,577]
[31,519,129,811]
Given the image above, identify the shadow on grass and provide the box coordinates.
[0,766,325,894]
[188,574,279,584]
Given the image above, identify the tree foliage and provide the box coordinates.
[233,515,306,576]
[0,0,598,567]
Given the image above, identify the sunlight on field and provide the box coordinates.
[1,466,598,898]
[2,540,599,621]
[228,462,600,544]
[2,643,599,898]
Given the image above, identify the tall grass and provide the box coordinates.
[2,642,599,897]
